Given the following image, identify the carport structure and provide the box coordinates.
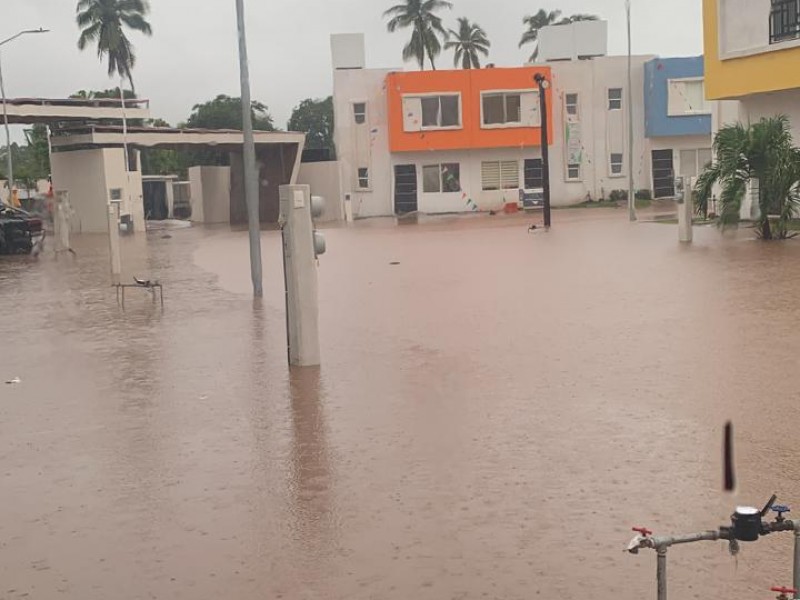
[4,97,306,233]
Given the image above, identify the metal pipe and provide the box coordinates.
[534,73,551,228]
[625,0,637,222]
[794,528,800,597]
[0,52,11,195]
[234,0,264,298]
[0,29,49,199]
[657,547,667,600]
[649,531,722,549]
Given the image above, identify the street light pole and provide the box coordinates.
[534,73,552,229]
[626,0,637,222]
[0,29,49,198]
[234,0,264,297]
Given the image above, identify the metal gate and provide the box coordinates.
[652,149,675,198]
[394,165,418,214]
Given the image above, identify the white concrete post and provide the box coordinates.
[279,184,323,367]
[54,191,71,253]
[108,202,122,285]
[677,176,693,244]
[166,181,175,219]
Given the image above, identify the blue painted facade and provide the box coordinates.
[644,56,712,138]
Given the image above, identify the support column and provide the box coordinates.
[657,547,668,600]
[108,202,122,285]
[678,177,693,244]
[279,184,321,367]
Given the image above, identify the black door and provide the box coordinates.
[652,149,675,198]
[394,164,418,214]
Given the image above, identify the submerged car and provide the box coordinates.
[0,204,44,255]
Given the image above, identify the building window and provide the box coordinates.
[524,158,543,189]
[610,153,624,176]
[771,0,800,44]
[126,149,139,172]
[567,163,581,181]
[608,88,623,110]
[353,102,367,124]
[423,163,461,193]
[482,160,519,191]
[357,167,369,189]
[482,91,540,127]
[565,93,579,117]
[483,93,522,125]
[667,79,711,116]
[679,148,714,179]
[419,95,460,128]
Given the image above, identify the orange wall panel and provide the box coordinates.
[387,67,553,153]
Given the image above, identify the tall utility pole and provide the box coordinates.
[235,0,264,297]
[534,73,552,229]
[626,0,637,222]
[0,28,49,196]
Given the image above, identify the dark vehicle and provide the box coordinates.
[0,204,44,255]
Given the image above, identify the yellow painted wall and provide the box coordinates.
[704,0,800,99]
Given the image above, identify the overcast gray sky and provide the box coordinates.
[6,0,703,132]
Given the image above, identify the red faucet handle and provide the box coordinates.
[632,527,653,537]
[770,586,797,596]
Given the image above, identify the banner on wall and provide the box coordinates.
[566,122,583,165]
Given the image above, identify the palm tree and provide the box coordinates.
[76,0,153,94]
[695,116,800,240]
[384,0,453,70]
[519,9,599,62]
[445,18,490,69]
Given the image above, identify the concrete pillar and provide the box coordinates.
[166,181,175,220]
[108,202,122,285]
[279,184,322,367]
[678,176,693,243]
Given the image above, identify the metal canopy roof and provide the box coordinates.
[0,97,150,124]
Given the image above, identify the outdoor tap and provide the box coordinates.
[773,505,792,523]
[626,527,653,554]
[770,586,797,600]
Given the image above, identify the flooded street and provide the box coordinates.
[3,209,800,600]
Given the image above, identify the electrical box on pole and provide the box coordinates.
[279,184,325,367]
[108,190,123,285]
[676,176,693,244]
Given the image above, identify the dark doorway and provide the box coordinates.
[229,144,299,226]
[142,180,168,220]
[394,164,418,214]
[652,149,675,198]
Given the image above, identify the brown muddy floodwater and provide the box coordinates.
[2,209,800,600]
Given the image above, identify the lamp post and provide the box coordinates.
[626,0,637,221]
[234,0,263,297]
[534,73,552,229]
[0,28,49,195]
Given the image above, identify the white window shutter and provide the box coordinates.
[521,91,541,127]
[501,161,520,189]
[482,161,501,190]
[402,97,422,132]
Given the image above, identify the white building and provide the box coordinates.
[330,28,660,219]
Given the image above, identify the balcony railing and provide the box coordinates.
[770,0,800,44]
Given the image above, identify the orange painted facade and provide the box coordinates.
[386,67,553,153]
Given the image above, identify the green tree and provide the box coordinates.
[182,95,276,168]
[384,0,453,70]
[695,116,800,240]
[186,95,276,131]
[288,97,335,154]
[70,87,137,100]
[519,9,599,62]
[444,18,490,69]
[76,0,153,94]
[140,119,187,176]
